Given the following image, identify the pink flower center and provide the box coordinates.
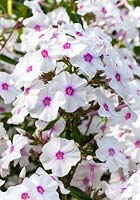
[24,88,30,96]
[128,64,133,69]
[84,53,93,63]
[37,185,45,195]
[21,192,30,200]
[135,140,140,148]
[42,96,51,107]
[51,33,58,39]
[34,24,41,32]
[121,187,126,194]
[2,83,9,90]
[103,103,109,112]
[108,148,115,156]
[78,5,83,10]
[65,86,75,96]
[41,49,48,58]
[137,89,140,96]
[125,112,131,120]
[63,42,71,49]
[9,145,14,153]
[101,7,107,14]
[115,73,121,82]
[26,66,33,73]
[56,151,64,160]
[0,107,5,112]
[76,31,83,36]
[120,175,126,182]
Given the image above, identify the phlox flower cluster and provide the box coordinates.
[0,0,140,199]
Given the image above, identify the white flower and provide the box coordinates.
[96,136,129,172]
[51,71,88,112]
[40,137,81,177]
[95,88,119,118]
[71,46,103,77]
[12,52,42,88]
[0,72,20,104]
[23,172,60,200]
[0,134,28,169]
[30,84,65,122]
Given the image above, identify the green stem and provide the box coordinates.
[61,194,68,200]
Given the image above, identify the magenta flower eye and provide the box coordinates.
[26,66,33,73]
[135,140,140,148]
[76,31,83,36]
[125,112,131,120]
[108,148,115,156]
[115,73,121,82]
[24,88,30,96]
[37,185,45,194]
[83,53,93,63]
[42,96,52,107]
[41,49,49,58]
[1,83,9,90]
[65,86,75,96]
[21,192,30,200]
[101,7,107,14]
[63,42,71,49]
[34,24,41,32]
[56,151,64,160]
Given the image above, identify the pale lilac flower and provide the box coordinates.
[71,160,107,192]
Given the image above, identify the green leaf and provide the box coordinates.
[133,46,140,57]
[0,54,17,65]
[69,186,92,200]
[128,0,140,7]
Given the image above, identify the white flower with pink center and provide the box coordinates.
[7,105,28,125]
[5,183,36,200]
[23,172,60,200]
[53,35,86,58]
[30,84,65,122]
[0,134,28,169]
[117,107,138,126]
[23,12,50,31]
[12,52,42,88]
[35,45,56,73]
[40,137,81,177]
[61,23,88,42]
[36,167,70,194]
[123,133,140,163]
[51,71,87,112]
[95,89,120,118]
[13,79,43,110]
[96,136,129,173]
[70,47,103,77]
[0,72,20,104]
